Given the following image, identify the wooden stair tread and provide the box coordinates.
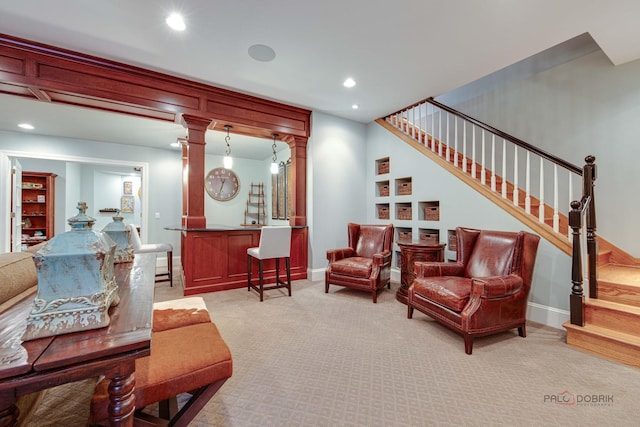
[564,322,640,346]
[587,298,640,315]
[598,264,640,286]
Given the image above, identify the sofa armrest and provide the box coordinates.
[326,248,355,263]
[415,262,464,278]
[472,275,523,299]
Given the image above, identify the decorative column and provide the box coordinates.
[181,115,212,228]
[288,135,307,226]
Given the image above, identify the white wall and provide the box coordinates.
[437,50,640,256]
[308,111,368,270]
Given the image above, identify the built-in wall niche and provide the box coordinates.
[376,180,390,197]
[396,227,412,242]
[396,202,412,221]
[376,157,390,175]
[376,203,390,220]
[418,228,439,245]
[395,177,412,196]
[418,201,440,221]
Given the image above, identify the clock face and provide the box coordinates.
[205,168,240,201]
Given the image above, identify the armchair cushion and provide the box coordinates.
[330,256,373,278]
[412,276,471,312]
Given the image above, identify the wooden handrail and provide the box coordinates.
[389,97,583,176]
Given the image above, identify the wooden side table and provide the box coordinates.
[396,239,445,304]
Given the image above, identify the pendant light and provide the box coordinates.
[270,133,279,174]
[223,125,233,169]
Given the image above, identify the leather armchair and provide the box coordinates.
[325,223,394,303]
[407,227,540,354]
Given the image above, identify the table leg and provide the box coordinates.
[107,365,136,426]
[0,390,18,427]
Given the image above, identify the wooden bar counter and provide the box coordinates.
[167,225,308,296]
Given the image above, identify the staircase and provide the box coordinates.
[564,244,640,367]
[380,97,640,368]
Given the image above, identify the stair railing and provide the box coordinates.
[569,156,598,326]
[384,98,598,327]
[384,97,583,239]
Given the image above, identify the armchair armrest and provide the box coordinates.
[472,275,523,299]
[372,250,392,267]
[415,262,464,278]
[326,248,356,263]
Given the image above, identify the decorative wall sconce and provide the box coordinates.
[271,133,279,174]
[223,125,233,169]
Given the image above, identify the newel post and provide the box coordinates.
[569,200,585,326]
[583,155,598,298]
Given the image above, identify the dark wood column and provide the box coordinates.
[181,115,212,228]
[288,136,308,226]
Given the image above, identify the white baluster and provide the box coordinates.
[513,146,519,206]
[491,134,496,191]
[539,158,545,223]
[525,151,531,213]
[412,106,416,139]
[471,125,476,178]
[438,110,443,157]
[553,164,559,232]
[454,116,459,168]
[501,138,507,198]
[462,122,467,173]
[481,130,486,185]
[446,112,450,161]
[431,107,435,152]
[421,102,426,145]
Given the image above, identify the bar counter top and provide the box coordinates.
[165,224,307,232]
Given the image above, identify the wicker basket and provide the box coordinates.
[379,184,389,197]
[420,232,438,245]
[448,233,457,251]
[398,231,412,241]
[424,206,440,221]
[377,160,390,175]
[378,206,390,219]
[397,206,412,220]
[397,182,412,195]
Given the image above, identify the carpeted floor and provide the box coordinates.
[31,275,640,426]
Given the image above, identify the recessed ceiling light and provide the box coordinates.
[343,78,356,88]
[170,142,181,148]
[166,13,186,31]
[18,123,34,130]
[352,104,359,109]
[248,44,276,62]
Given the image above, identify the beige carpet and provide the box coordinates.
[30,275,640,426]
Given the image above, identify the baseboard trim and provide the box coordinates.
[527,302,569,330]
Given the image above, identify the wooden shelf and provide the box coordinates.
[19,172,56,248]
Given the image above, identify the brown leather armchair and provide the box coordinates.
[407,227,540,354]
[325,223,394,303]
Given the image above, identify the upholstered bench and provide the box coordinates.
[0,252,45,426]
[89,297,233,426]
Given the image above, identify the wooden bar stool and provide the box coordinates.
[247,226,292,301]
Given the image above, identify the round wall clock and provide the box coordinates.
[205,167,240,201]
